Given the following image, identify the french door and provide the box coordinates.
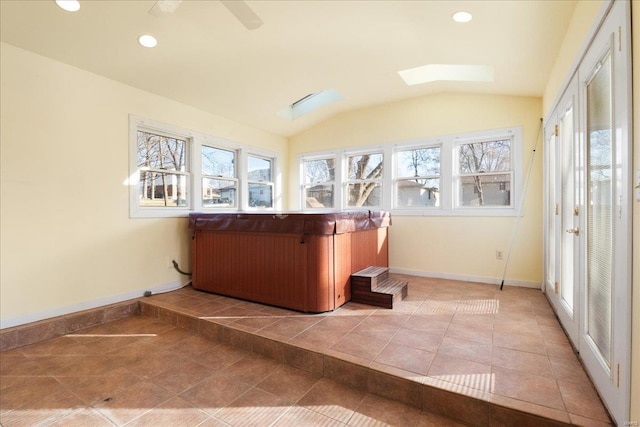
[544,75,579,346]
[544,1,631,424]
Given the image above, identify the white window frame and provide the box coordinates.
[245,151,277,210]
[452,130,518,213]
[129,115,281,218]
[344,149,385,209]
[129,116,194,218]
[199,142,240,210]
[393,142,442,210]
[298,127,522,216]
[300,152,340,211]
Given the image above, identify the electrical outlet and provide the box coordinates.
[496,251,504,260]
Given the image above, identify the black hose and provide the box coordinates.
[172,260,192,276]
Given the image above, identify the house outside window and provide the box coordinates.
[129,115,281,217]
[298,126,520,216]
[201,145,237,208]
[395,146,440,208]
[302,157,335,208]
[247,155,274,208]
[135,129,190,211]
[457,138,512,207]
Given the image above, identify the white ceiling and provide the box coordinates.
[0,0,577,137]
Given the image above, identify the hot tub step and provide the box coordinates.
[351,267,407,309]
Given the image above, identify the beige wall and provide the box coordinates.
[288,93,543,285]
[0,43,287,325]
[542,0,604,115]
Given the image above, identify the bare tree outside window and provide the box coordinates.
[201,146,237,207]
[346,153,383,207]
[396,147,440,207]
[303,158,335,208]
[137,130,188,207]
[458,139,511,206]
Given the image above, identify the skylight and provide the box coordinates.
[398,64,494,86]
[277,89,344,121]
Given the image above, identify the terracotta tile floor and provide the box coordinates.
[0,275,612,426]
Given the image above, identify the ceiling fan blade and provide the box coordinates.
[149,0,183,17]
[220,1,263,30]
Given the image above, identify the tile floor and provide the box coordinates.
[0,275,612,426]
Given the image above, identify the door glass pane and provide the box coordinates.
[546,132,556,288]
[586,53,612,366]
[560,106,575,311]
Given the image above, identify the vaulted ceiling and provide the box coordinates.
[0,0,577,137]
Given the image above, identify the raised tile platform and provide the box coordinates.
[134,275,612,427]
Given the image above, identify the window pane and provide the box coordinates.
[249,183,273,208]
[202,146,235,177]
[396,178,440,207]
[397,147,440,177]
[347,153,383,180]
[304,158,334,184]
[202,178,236,207]
[459,174,511,206]
[248,156,272,181]
[304,184,334,208]
[347,182,381,207]
[139,171,188,207]
[586,52,612,366]
[459,140,511,173]
[137,131,186,171]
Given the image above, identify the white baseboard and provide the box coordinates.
[0,280,188,330]
[388,268,542,289]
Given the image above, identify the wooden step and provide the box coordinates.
[350,266,407,309]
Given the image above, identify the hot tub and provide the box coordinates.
[188,211,390,313]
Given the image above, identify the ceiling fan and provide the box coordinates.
[149,0,263,30]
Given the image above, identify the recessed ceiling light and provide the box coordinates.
[398,64,493,86]
[452,11,472,23]
[138,35,158,48]
[55,0,80,12]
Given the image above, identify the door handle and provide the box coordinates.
[566,227,579,235]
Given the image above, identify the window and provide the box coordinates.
[201,145,237,208]
[346,152,383,207]
[302,157,335,208]
[129,115,281,217]
[298,126,520,215]
[133,128,190,216]
[395,146,440,208]
[456,138,513,207]
[137,130,189,208]
[247,154,274,208]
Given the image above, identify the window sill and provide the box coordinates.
[391,208,519,217]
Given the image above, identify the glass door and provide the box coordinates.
[577,2,631,424]
[544,74,580,346]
